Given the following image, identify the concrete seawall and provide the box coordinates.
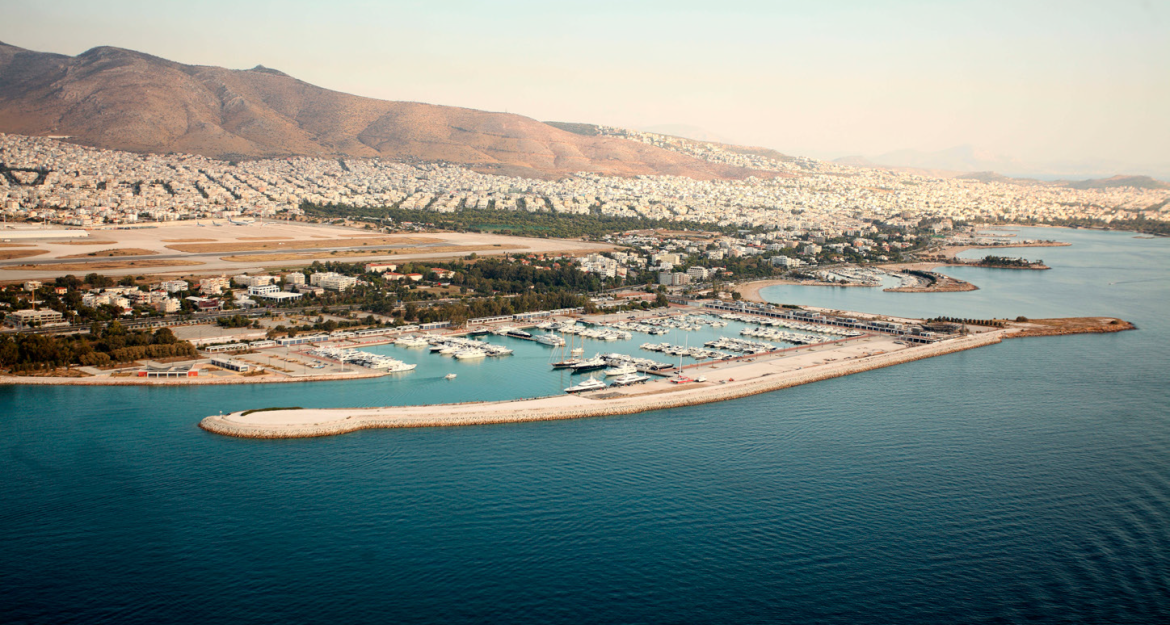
[199,332,1003,439]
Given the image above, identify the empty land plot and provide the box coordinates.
[165,236,441,254]
[62,248,158,258]
[161,238,218,243]
[219,243,521,263]
[56,240,119,245]
[0,243,37,248]
[236,236,293,240]
[5,259,204,271]
[0,249,49,260]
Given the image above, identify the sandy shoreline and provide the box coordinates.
[936,241,1071,260]
[199,332,1004,439]
[734,279,872,302]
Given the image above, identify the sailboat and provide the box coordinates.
[551,329,583,369]
[671,336,694,384]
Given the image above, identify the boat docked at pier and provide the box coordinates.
[570,356,608,372]
[565,376,608,394]
[609,372,651,387]
[453,348,487,360]
[604,363,637,377]
[535,333,566,346]
[306,346,417,372]
[394,335,429,348]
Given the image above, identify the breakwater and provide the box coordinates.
[199,332,1004,439]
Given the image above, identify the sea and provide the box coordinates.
[2,227,1168,624]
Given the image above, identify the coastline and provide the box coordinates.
[936,241,1070,260]
[0,369,386,386]
[199,332,1004,439]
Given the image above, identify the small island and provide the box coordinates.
[961,255,1050,270]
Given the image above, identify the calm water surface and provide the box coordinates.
[2,227,1168,623]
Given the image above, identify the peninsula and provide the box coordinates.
[198,311,1133,439]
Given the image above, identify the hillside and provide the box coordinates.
[0,41,766,180]
[1064,175,1170,191]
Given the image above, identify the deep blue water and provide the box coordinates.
[2,227,1169,624]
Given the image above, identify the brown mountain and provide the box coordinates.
[1063,175,1170,191]
[0,41,767,180]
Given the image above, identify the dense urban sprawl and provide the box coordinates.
[2,132,1166,234]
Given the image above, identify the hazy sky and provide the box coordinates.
[2,0,1167,171]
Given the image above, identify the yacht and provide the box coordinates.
[454,348,486,360]
[395,335,428,348]
[610,372,650,387]
[385,361,418,373]
[445,373,457,380]
[506,329,533,340]
[536,333,566,346]
[570,356,608,372]
[604,363,637,377]
[551,357,582,369]
[565,377,607,393]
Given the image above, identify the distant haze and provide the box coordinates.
[2,0,1167,178]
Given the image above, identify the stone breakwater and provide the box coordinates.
[199,332,1004,439]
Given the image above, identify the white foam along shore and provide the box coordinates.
[199,331,1004,439]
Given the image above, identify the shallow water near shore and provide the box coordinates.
[3,227,1169,623]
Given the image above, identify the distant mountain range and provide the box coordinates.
[836,145,1169,184]
[0,41,764,180]
[1,41,1162,188]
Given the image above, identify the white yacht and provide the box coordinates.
[395,335,429,348]
[604,363,637,377]
[454,348,486,360]
[536,333,566,346]
[565,377,607,393]
[385,361,418,372]
[610,372,650,387]
[445,373,457,380]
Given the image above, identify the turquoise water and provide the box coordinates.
[2,227,1169,623]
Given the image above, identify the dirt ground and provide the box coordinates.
[1007,317,1135,337]
[165,235,440,253]
[220,243,519,263]
[61,248,158,259]
[10,259,203,271]
[0,249,49,260]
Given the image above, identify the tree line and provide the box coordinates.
[0,324,197,372]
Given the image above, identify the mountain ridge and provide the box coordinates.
[0,41,767,180]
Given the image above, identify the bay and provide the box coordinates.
[2,227,1168,624]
